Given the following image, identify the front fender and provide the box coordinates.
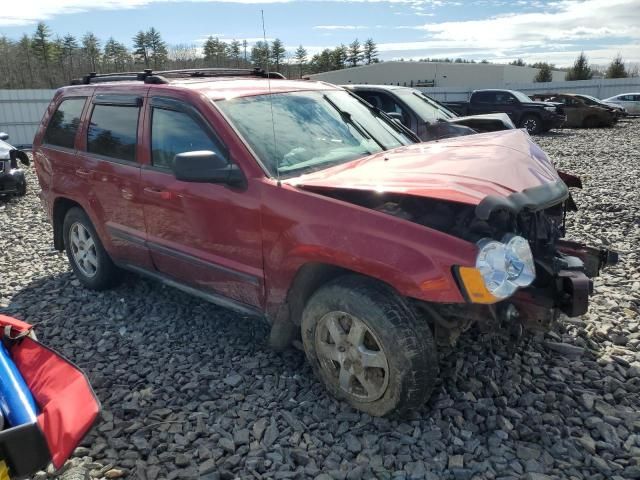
[259,181,478,312]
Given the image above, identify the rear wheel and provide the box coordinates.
[520,114,542,134]
[301,276,438,416]
[63,207,122,290]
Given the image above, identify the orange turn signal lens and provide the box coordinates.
[457,266,499,304]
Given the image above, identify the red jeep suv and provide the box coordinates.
[33,68,616,416]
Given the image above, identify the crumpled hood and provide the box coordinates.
[286,129,563,208]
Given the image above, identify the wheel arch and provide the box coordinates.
[53,198,84,250]
[267,262,396,350]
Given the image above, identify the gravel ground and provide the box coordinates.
[1,119,639,480]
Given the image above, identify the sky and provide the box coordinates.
[1,0,639,68]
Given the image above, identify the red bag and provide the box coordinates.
[0,315,100,478]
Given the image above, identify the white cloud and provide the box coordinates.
[415,0,640,52]
[0,0,438,26]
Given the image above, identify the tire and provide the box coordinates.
[63,207,122,290]
[301,275,438,416]
[15,176,27,196]
[520,114,542,134]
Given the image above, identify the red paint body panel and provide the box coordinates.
[32,78,564,319]
[285,129,560,206]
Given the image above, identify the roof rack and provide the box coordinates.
[70,68,285,85]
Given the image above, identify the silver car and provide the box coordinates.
[603,93,640,115]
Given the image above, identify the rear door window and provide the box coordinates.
[43,98,86,149]
[472,92,495,104]
[87,104,140,162]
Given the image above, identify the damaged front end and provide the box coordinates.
[303,175,618,345]
[421,178,618,345]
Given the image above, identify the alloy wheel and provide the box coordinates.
[314,311,390,402]
[69,222,99,278]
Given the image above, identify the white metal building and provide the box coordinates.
[307,61,566,88]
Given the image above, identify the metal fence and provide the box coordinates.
[0,77,638,146]
[0,90,54,148]
[418,77,640,102]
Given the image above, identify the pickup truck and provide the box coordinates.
[444,89,566,134]
[343,85,515,141]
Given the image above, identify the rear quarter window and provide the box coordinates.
[87,104,139,162]
[43,97,86,149]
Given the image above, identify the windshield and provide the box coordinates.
[395,90,456,121]
[512,91,534,103]
[578,94,601,105]
[217,90,413,178]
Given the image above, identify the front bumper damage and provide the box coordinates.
[419,177,619,346]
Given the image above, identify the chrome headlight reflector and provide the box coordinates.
[475,235,535,300]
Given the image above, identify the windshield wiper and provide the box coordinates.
[346,90,420,143]
[322,94,387,150]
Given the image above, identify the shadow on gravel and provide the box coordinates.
[3,270,640,479]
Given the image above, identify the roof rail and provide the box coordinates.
[70,67,285,85]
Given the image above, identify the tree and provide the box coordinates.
[104,38,129,71]
[132,31,149,66]
[61,34,79,80]
[606,54,627,78]
[294,45,307,77]
[565,52,592,81]
[147,28,168,69]
[82,33,101,72]
[251,41,270,69]
[534,62,553,82]
[270,38,286,72]
[32,22,54,86]
[229,40,242,67]
[509,58,525,67]
[331,45,347,70]
[347,39,362,67]
[363,38,378,65]
[203,37,227,66]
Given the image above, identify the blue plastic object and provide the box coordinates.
[0,342,37,426]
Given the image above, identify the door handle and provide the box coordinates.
[144,187,175,200]
[76,168,92,177]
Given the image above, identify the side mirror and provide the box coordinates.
[173,151,245,188]
[0,132,8,141]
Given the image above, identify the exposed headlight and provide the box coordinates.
[544,106,556,112]
[476,235,535,299]
[457,235,536,303]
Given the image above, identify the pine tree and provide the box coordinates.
[32,22,54,86]
[251,41,270,69]
[606,54,627,78]
[331,45,347,70]
[534,62,553,82]
[270,39,286,72]
[132,31,149,66]
[81,32,101,72]
[294,45,307,77]
[229,40,241,67]
[565,52,592,81]
[104,38,129,71]
[347,39,362,67]
[147,28,167,69]
[363,38,378,65]
[509,58,526,67]
[61,34,78,80]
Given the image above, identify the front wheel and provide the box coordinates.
[301,276,438,416]
[520,114,542,134]
[63,207,122,290]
